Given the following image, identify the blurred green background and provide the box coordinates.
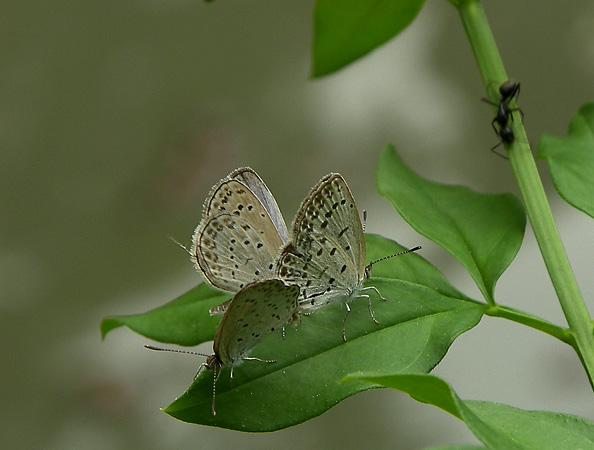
[3,1,594,448]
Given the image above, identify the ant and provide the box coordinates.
[482,80,524,157]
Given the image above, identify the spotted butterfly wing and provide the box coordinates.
[191,167,290,293]
[157,279,299,415]
[276,173,366,312]
[201,167,290,243]
[228,168,290,244]
[213,279,299,366]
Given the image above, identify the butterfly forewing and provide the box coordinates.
[191,168,289,292]
[277,174,366,311]
[230,168,290,244]
[213,279,299,365]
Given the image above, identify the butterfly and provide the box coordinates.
[276,173,419,341]
[191,167,290,293]
[146,278,299,415]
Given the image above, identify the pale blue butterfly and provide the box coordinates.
[276,173,419,340]
[146,278,299,415]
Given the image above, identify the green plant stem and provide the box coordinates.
[485,305,573,346]
[456,0,594,389]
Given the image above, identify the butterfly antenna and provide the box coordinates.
[144,344,209,357]
[145,345,213,381]
[167,236,191,256]
[365,246,422,276]
[145,345,220,414]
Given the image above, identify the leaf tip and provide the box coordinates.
[100,317,121,340]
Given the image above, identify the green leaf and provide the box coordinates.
[163,235,484,430]
[346,373,594,450]
[538,103,594,219]
[377,144,526,303]
[100,283,229,346]
[312,0,426,77]
[104,236,483,429]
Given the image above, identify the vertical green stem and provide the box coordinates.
[456,0,594,389]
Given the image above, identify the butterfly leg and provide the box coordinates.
[342,302,351,342]
[243,356,277,363]
[360,293,380,325]
[361,285,386,301]
[359,286,384,324]
[194,361,209,380]
[281,312,301,339]
[372,286,386,301]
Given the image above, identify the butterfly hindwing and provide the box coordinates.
[191,168,289,292]
[214,279,299,365]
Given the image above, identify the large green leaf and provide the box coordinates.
[103,236,484,429]
[377,145,526,303]
[346,373,594,449]
[100,283,229,346]
[162,236,484,430]
[538,103,594,219]
[312,0,426,77]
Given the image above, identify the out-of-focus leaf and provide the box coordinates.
[312,0,426,77]
[538,103,594,219]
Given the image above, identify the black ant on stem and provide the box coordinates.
[482,80,524,158]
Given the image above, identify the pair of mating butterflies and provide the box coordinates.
[193,167,386,340]
[149,168,416,415]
